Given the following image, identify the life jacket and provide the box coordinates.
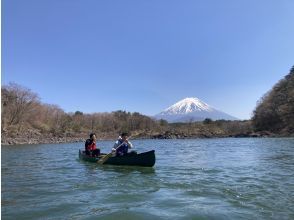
[85,139,96,151]
[116,139,128,156]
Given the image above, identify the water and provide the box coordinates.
[2,138,294,220]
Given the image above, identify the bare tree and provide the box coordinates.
[2,83,40,128]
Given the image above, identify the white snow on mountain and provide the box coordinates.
[154,97,238,122]
[162,97,213,114]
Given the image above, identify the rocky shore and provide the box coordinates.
[1,129,288,146]
[149,130,277,139]
[1,136,85,145]
[1,130,116,145]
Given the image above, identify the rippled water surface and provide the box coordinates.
[2,138,294,219]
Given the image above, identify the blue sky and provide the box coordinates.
[2,0,294,119]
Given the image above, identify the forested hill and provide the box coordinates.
[252,66,294,135]
[1,83,161,144]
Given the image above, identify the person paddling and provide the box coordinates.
[85,133,100,157]
[112,132,133,156]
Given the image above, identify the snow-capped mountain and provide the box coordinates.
[154,97,238,122]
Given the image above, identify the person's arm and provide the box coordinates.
[126,140,133,149]
[112,141,119,151]
[85,139,90,150]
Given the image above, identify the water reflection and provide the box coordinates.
[79,159,156,175]
[98,164,156,174]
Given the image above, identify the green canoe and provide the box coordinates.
[79,149,156,167]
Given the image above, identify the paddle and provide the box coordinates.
[97,141,126,165]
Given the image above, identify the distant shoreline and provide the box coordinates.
[2,131,290,146]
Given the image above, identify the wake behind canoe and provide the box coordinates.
[79,150,156,167]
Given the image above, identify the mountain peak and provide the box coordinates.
[155,97,238,122]
[162,97,213,115]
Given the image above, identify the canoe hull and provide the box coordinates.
[79,150,156,167]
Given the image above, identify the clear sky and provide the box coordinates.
[2,0,294,119]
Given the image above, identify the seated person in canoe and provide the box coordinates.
[112,132,133,156]
[85,133,100,157]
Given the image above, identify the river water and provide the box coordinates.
[2,138,294,220]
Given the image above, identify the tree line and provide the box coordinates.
[252,66,294,135]
[1,82,255,144]
[1,83,164,140]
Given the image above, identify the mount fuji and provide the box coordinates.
[154,97,238,122]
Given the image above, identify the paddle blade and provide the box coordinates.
[97,153,112,164]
